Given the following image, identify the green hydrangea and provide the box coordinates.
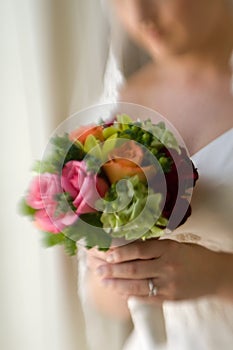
[97,176,167,241]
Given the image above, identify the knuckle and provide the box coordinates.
[114,249,123,262]
[134,243,145,259]
[166,263,176,275]
[168,281,178,300]
[125,262,137,275]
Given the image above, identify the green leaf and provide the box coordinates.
[64,213,112,251]
[156,216,168,227]
[64,142,84,163]
[63,236,77,256]
[32,160,57,174]
[41,232,65,247]
[73,139,84,150]
[116,114,133,131]
[41,231,77,256]
[117,114,133,126]
[101,134,118,160]
[85,154,102,173]
[54,192,76,217]
[18,198,36,217]
[84,134,97,153]
[102,126,119,139]
[141,120,181,154]
[142,226,164,239]
[160,130,180,154]
[37,134,84,174]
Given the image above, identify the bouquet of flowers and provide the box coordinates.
[20,112,198,256]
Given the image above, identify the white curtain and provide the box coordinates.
[0,1,109,349]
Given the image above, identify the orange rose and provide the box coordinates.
[103,140,156,183]
[69,125,104,144]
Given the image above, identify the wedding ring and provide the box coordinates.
[148,278,158,297]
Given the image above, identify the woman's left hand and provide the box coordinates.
[96,239,223,302]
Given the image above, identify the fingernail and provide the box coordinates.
[106,254,115,263]
[106,252,119,263]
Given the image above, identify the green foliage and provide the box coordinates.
[84,135,102,159]
[64,143,84,163]
[42,232,65,247]
[63,236,78,256]
[113,117,179,174]
[64,213,112,251]
[158,156,173,173]
[99,176,166,240]
[142,120,180,154]
[102,126,119,139]
[85,154,102,174]
[41,232,77,256]
[116,114,134,130]
[54,192,76,217]
[34,134,84,174]
[18,198,36,217]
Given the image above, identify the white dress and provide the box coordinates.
[78,127,233,350]
[123,128,233,350]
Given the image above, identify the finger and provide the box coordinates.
[86,254,107,270]
[105,239,169,263]
[101,278,160,297]
[86,247,109,260]
[133,295,165,304]
[97,259,162,279]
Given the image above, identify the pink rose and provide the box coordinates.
[26,173,61,209]
[27,173,77,233]
[35,206,77,234]
[61,161,109,215]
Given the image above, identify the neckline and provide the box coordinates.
[190,128,233,158]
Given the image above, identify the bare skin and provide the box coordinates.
[119,59,233,157]
[85,0,233,318]
[89,240,233,302]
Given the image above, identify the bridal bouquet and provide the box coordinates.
[20,113,198,255]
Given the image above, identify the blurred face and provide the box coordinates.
[110,0,231,58]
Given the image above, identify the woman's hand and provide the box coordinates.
[86,247,108,271]
[95,239,232,302]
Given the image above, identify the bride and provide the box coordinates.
[79,1,233,349]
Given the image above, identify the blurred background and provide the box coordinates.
[0,1,110,349]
